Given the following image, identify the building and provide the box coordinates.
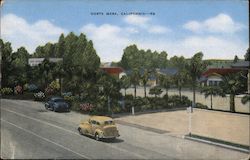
[201,68,245,86]
[231,61,250,93]
[124,68,178,87]
[28,58,63,67]
[100,67,124,79]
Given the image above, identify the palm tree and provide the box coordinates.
[241,94,250,104]
[141,69,149,97]
[158,74,171,97]
[149,86,163,97]
[187,52,207,111]
[120,75,130,96]
[52,61,65,95]
[201,86,222,110]
[220,72,247,112]
[130,69,140,98]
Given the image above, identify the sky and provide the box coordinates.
[1,0,249,62]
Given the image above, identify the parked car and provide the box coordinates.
[78,116,120,141]
[45,96,70,112]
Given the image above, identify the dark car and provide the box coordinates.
[45,97,70,112]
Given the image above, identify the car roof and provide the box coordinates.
[51,96,64,100]
[90,116,113,122]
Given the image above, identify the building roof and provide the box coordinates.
[231,61,250,68]
[157,68,178,76]
[100,67,124,74]
[202,68,244,77]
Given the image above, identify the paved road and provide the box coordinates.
[1,99,248,159]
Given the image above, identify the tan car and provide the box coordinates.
[77,116,120,141]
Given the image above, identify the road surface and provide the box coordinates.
[1,99,248,159]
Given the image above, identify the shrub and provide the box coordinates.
[0,87,13,95]
[149,86,163,97]
[49,80,60,91]
[112,106,122,113]
[196,103,208,109]
[45,86,54,95]
[168,95,191,107]
[14,85,23,94]
[62,92,72,97]
[63,95,75,107]
[148,97,166,109]
[79,103,95,113]
[34,91,45,101]
[27,84,38,92]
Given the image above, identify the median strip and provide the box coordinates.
[115,120,169,134]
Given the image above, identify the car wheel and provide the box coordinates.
[78,127,83,135]
[53,106,56,112]
[95,133,100,141]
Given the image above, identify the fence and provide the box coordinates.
[121,87,250,113]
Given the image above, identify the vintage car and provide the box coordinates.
[45,96,70,112]
[78,116,120,141]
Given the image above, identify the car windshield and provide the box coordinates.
[54,98,64,102]
[104,120,114,125]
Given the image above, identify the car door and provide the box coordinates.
[90,120,99,135]
[83,119,93,135]
[47,98,53,109]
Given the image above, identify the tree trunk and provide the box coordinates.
[210,94,213,110]
[124,88,127,96]
[144,85,147,98]
[230,94,235,112]
[179,86,182,102]
[192,83,196,112]
[134,85,137,98]
[59,76,62,96]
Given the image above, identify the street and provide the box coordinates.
[1,99,248,159]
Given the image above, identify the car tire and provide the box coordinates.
[95,133,100,141]
[53,106,56,112]
[78,127,83,135]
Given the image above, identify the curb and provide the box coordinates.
[184,135,250,154]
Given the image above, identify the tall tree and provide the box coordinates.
[11,47,30,87]
[233,55,239,63]
[187,52,207,110]
[130,69,140,98]
[244,48,249,61]
[1,40,13,87]
[55,33,66,58]
[158,74,172,98]
[169,56,189,101]
[141,69,150,97]
[120,75,130,96]
[220,72,247,112]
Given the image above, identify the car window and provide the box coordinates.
[104,120,114,125]
[54,99,64,102]
[91,120,96,125]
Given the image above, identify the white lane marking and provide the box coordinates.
[1,119,90,159]
[2,108,147,159]
[10,141,15,159]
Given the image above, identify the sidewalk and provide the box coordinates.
[115,108,250,147]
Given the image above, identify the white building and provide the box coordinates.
[28,58,62,66]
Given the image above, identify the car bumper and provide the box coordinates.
[100,133,120,139]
